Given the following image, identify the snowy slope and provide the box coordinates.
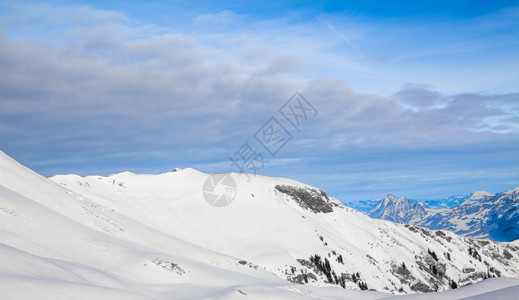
[1,150,519,299]
[0,151,333,299]
[384,277,519,299]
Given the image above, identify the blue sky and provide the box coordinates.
[0,0,518,202]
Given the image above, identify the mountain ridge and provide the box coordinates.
[365,188,519,242]
[1,150,519,299]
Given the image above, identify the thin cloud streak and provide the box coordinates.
[326,23,364,56]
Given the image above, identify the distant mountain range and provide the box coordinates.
[422,195,470,209]
[346,194,470,214]
[348,188,519,242]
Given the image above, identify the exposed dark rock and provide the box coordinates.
[275,185,334,213]
[410,281,432,293]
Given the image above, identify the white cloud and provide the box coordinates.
[0,3,517,201]
[195,10,245,24]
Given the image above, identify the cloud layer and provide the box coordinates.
[0,2,517,201]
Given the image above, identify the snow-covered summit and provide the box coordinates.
[469,190,495,200]
[369,194,429,224]
[460,190,496,205]
[1,150,519,299]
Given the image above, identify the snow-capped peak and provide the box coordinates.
[1,150,519,299]
[468,190,495,200]
[369,194,428,224]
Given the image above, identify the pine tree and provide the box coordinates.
[339,275,346,288]
[428,249,438,261]
[324,258,331,273]
[450,280,458,289]
[313,254,321,268]
[358,281,368,290]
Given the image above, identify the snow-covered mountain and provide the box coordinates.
[367,189,519,242]
[418,189,519,242]
[422,195,470,209]
[344,199,380,213]
[348,195,471,214]
[369,195,430,224]
[1,150,519,299]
